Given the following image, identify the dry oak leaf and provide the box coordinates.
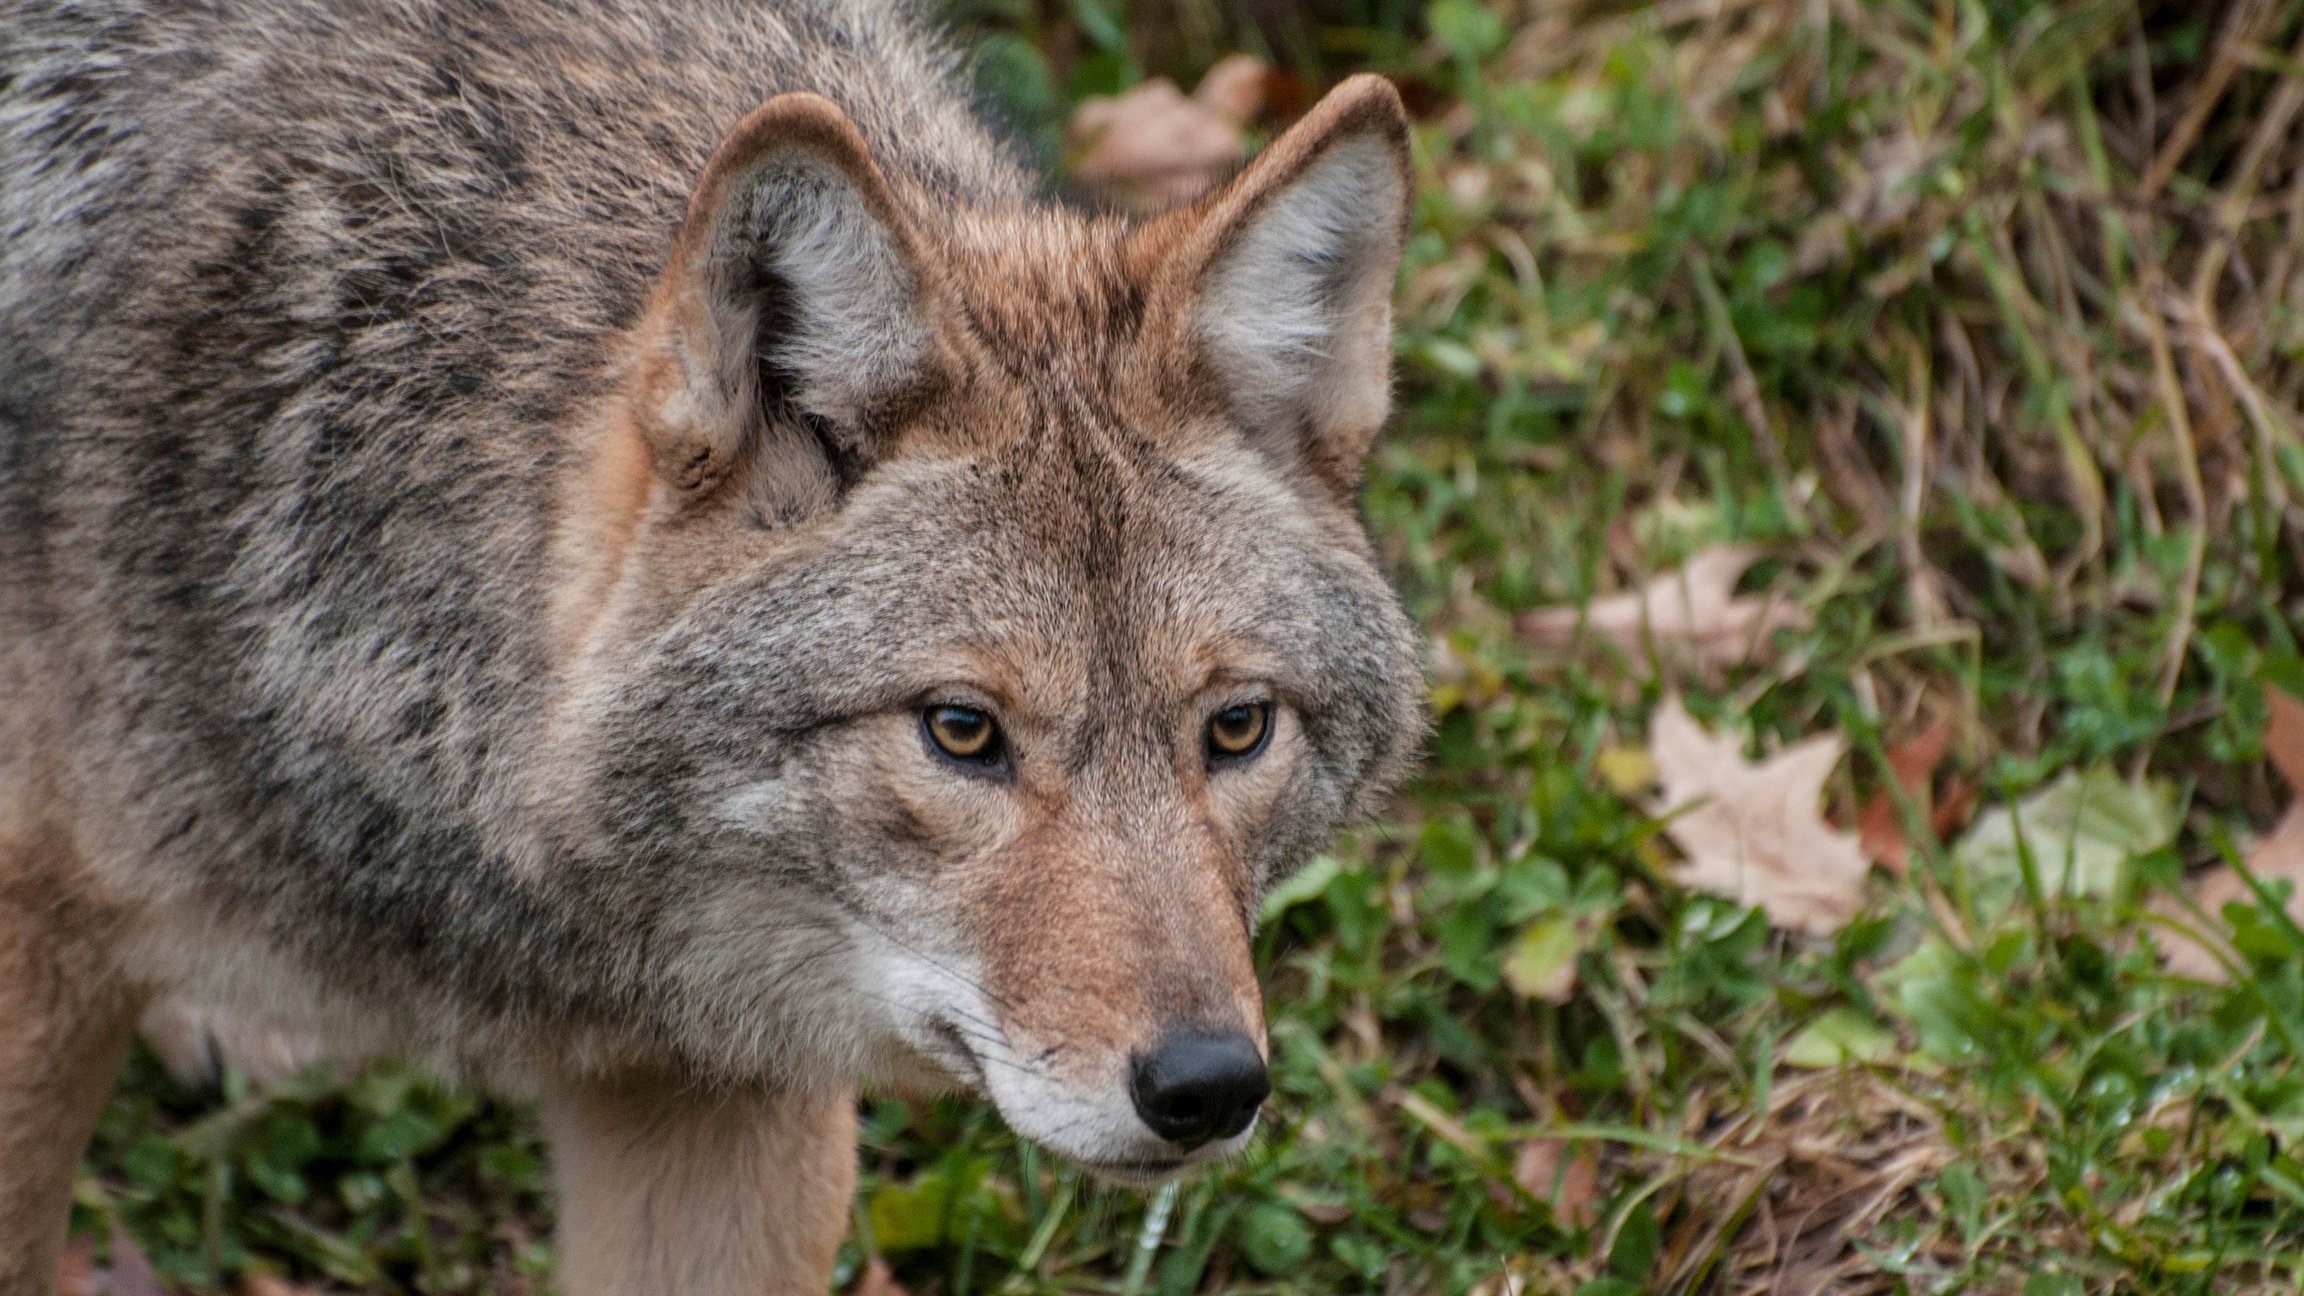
[2161,686,2304,981]
[1649,696,1870,937]
[1516,545,1810,667]
[55,1238,101,1296]
[1853,716,1977,873]
[1192,52,1269,125]
[1071,55,1267,212]
[1511,1137,1601,1228]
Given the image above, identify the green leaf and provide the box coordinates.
[1782,1006,1902,1069]
[2264,651,2304,701]
[972,33,1056,119]
[1876,938,1980,1065]
[1426,0,1506,61]
[1413,336,1484,379]
[121,1134,180,1192]
[1607,1199,1659,1278]
[867,1177,958,1254]
[1329,1232,1389,1278]
[242,1149,307,1204]
[1954,768,2175,901]
[2025,1269,2084,1296]
[1438,900,1502,990]
[1236,1202,1313,1276]
[1260,855,1344,927]
[1502,914,1581,1002]
[1065,0,1125,53]
[866,1161,1018,1257]
[262,1112,322,1168]
[479,1142,545,1190]
[355,1107,446,1164]
[1418,816,1482,878]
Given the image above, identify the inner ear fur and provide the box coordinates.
[624,93,947,511]
[1136,75,1413,495]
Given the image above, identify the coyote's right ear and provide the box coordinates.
[629,94,945,506]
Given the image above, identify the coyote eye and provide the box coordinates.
[924,705,1001,761]
[1206,701,1272,762]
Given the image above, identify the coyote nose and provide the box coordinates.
[1129,1030,1270,1150]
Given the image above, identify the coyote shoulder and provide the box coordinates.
[0,0,1422,1289]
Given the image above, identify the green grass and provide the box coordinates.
[73,1,2304,1292]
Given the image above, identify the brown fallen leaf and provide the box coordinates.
[1071,57,1267,212]
[1192,53,1268,126]
[1929,778,1978,856]
[851,1257,911,1296]
[1511,1137,1601,1228]
[2269,684,2304,788]
[1389,74,1446,120]
[2160,686,2304,981]
[56,1238,101,1296]
[2159,806,2304,980]
[1516,546,1810,668]
[1648,696,1871,937]
[1853,716,1976,873]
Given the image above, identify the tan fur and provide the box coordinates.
[541,1076,857,1296]
[0,812,145,1296]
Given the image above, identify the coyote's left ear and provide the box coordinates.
[1153,74,1412,492]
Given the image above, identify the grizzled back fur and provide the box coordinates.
[0,0,1421,1180]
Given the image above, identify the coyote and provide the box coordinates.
[0,0,1422,1289]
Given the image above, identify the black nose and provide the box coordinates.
[1129,1030,1270,1150]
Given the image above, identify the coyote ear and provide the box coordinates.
[1165,75,1412,493]
[631,94,941,503]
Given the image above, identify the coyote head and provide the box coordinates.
[545,77,1421,1179]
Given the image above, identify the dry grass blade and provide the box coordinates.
[1672,1072,1959,1295]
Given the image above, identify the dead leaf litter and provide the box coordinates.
[1647,696,1871,938]
[1519,546,1810,667]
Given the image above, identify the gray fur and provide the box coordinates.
[0,0,1420,1167]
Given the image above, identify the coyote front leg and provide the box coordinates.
[541,1073,858,1296]
[0,828,142,1296]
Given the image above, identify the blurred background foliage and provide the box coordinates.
[74,1,2304,1293]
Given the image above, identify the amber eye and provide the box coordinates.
[1207,701,1272,761]
[924,705,1001,761]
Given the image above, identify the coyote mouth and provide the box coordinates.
[926,1017,990,1092]
[1077,1155,1192,1186]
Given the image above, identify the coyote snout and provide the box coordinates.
[859,755,1284,1177]
[1,0,1424,1290]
